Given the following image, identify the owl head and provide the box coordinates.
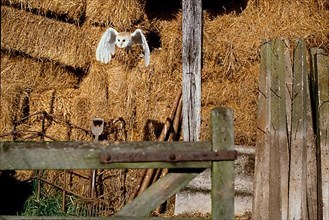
[115,33,131,48]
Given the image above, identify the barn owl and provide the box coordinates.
[96,28,150,66]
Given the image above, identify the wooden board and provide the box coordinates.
[182,0,202,142]
[210,107,234,220]
[253,39,289,219]
[0,141,212,170]
[289,39,310,219]
[311,48,329,220]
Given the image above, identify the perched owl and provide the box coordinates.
[96,28,150,66]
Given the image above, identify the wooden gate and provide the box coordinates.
[253,39,328,220]
[0,107,236,220]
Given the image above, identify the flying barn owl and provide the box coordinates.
[96,28,150,66]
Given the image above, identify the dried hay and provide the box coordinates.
[0,51,79,133]
[1,6,92,69]
[85,0,145,30]
[1,0,86,23]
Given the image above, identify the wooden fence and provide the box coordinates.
[253,39,328,220]
[0,107,236,220]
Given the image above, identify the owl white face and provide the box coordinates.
[116,33,131,48]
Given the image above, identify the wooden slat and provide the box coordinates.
[114,171,202,217]
[253,39,289,219]
[0,142,211,170]
[289,39,309,219]
[252,40,272,219]
[182,0,202,142]
[210,107,234,220]
[282,40,293,219]
[268,39,289,219]
[311,48,329,220]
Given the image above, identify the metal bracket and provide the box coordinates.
[100,149,237,164]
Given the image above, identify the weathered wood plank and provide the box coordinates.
[210,107,234,220]
[283,40,293,219]
[304,47,320,220]
[253,39,290,219]
[311,48,329,220]
[289,39,309,219]
[268,39,289,219]
[115,171,202,217]
[0,142,212,170]
[182,0,202,141]
[252,40,272,219]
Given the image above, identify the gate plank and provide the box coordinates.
[211,107,234,220]
[115,171,202,217]
[0,141,211,170]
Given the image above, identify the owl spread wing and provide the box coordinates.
[131,29,150,66]
[96,28,118,64]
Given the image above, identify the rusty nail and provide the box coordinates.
[101,153,111,163]
[169,154,176,161]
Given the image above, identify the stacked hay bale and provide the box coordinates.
[1,0,328,216]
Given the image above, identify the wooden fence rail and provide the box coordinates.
[253,39,328,220]
[0,107,236,220]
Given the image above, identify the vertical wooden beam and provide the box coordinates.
[253,39,289,219]
[211,107,234,220]
[311,48,329,220]
[283,40,293,219]
[268,39,289,219]
[253,41,271,220]
[182,0,202,141]
[289,39,310,219]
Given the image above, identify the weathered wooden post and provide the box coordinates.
[174,0,203,215]
[182,0,202,142]
[289,39,317,219]
[252,39,289,219]
[311,48,329,220]
[211,107,234,219]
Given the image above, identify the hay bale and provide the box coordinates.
[1,0,86,23]
[85,0,145,30]
[1,52,79,94]
[1,6,91,69]
[0,52,79,133]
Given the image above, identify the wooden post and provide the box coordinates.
[210,107,234,220]
[289,39,311,219]
[311,48,329,220]
[253,40,289,219]
[182,0,202,141]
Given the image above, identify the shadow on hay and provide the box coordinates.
[145,0,181,20]
[0,171,33,215]
[143,119,165,141]
[203,0,248,17]
[145,30,161,52]
[145,0,248,21]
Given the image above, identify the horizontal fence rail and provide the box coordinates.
[0,141,236,170]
